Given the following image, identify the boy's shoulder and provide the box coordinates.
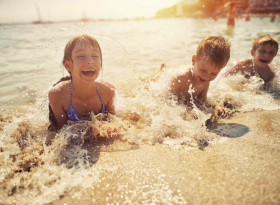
[237,58,253,66]
[172,69,193,83]
[170,69,193,92]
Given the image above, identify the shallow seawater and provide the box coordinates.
[0,17,280,204]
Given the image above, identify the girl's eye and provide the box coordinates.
[77,55,85,58]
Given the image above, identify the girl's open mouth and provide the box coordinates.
[82,70,96,76]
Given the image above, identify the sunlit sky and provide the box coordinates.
[0,0,183,23]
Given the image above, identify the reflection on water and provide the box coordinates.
[225,26,234,37]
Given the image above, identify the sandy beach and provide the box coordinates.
[0,17,279,205]
[48,109,280,205]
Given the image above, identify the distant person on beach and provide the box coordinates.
[226,2,236,26]
[270,13,276,22]
[48,35,116,131]
[169,36,230,117]
[226,36,278,83]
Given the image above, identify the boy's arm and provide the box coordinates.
[225,59,252,76]
[197,85,229,118]
[197,84,209,102]
[265,67,276,82]
[48,89,68,131]
[225,61,244,76]
[269,72,275,82]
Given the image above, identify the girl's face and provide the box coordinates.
[251,44,277,68]
[65,43,102,83]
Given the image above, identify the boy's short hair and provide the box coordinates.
[63,34,102,66]
[196,36,230,70]
[252,36,278,52]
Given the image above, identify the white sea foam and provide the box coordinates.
[0,18,280,204]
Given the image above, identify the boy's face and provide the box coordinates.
[65,43,102,83]
[192,55,221,83]
[251,44,277,68]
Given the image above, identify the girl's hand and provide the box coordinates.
[106,127,118,138]
[95,122,118,138]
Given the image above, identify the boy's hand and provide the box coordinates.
[215,106,230,118]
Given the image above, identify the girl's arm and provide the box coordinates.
[100,81,116,115]
[48,88,68,130]
[105,88,116,114]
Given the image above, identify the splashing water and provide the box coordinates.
[1,18,280,204]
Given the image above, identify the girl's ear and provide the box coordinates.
[192,55,196,66]
[250,49,255,56]
[64,60,72,73]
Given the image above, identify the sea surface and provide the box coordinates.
[0,17,280,205]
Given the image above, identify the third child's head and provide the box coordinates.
[251,36,278,68]
[63,35,102,82]
[192,36,230,83]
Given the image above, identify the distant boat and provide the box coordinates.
[80,10,89,22]
[32,3,53,24]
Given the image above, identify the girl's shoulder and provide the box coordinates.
[95,80,116,98]
[96,80,115,91]
[48,79,71,102]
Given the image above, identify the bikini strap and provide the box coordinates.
[95,83,106,113]
[69,82,72,105]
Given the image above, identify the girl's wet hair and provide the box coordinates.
[196,36,230,70]
[63,34,102,67]
[252,36,278,52]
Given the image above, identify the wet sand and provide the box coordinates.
[49,109,280,205]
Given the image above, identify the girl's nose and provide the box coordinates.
[86,56,94,63]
